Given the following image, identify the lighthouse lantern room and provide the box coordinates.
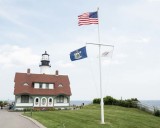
[39,51,51,74]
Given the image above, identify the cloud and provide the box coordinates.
[4,32,28,41]
[55,60,75,68]
[0,44,40,68]
[112,36,151,44]
[120,1,160,26]
[115,53,128,58]
[0,8,29,29]
[147,0,160,2]
[0,2,49,39]
[105,52,128,65]
[135,37,151,44]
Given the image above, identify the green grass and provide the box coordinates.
[24,105,160,128]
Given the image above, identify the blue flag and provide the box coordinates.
[70,46,87,61]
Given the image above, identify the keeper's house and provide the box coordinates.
[14,51,71,110]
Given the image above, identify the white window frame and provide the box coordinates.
[21,95,29,103]
[48,97,53,106]
[46,83,49,89]
[56,95,64,103]
[34,97,40,107]
[41,97,47,106]
[39,83,43,88]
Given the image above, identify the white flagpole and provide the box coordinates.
[86,8,114,124]
[97,8,105,124]
[87,8,105,124]
[86,42,114,124]
[99,45,105,124]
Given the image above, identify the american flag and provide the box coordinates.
[78,11,99,26]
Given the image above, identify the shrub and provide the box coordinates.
[131,98,139,102]
[103,96,118,105]
[0,101,4,107]
[93,98,100,104]
[48,108,55,111]
[24,108,33,112]
[154,108,160,117]
[93,96,138,108]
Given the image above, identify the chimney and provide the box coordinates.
[55,70,59,76]
[27,68,30,74]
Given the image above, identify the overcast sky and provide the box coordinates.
[0,0,160,101]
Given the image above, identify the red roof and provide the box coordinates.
[14,73,71,96]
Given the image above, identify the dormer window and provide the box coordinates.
[58,84,63,87]
[33,83,54,89]
[23,83,29,86]
[39,83,43,88]
[46,83,49,89]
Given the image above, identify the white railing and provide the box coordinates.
[15,103,33,107]
[137,102,160,113]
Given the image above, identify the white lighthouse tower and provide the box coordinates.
[39,51,51,74]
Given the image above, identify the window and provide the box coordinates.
[48,97,53,106]
[34,83,39,88]
[51,83,54,89]
[48,98,53,105]
[35,97,39,105]
[56,95,64,103]
[21,95,29,103]
[41,97,47,106]
[42,98,46,105]
[39,83,42,88]
[67,97,69,103]
[23,83,29,86]
[49,98,52,102]
[46,83,49,89]
[58,84,63,87]
[34,83,55,89]
[36,98,39,102]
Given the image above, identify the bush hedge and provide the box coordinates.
[154,108,160,117]
[93,96,138,108]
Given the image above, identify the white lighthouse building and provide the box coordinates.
[39,51,51,74]
[14,51,72,110]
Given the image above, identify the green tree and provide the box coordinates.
[0,101,4,107]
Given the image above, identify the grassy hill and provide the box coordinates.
[24,104,160,128]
